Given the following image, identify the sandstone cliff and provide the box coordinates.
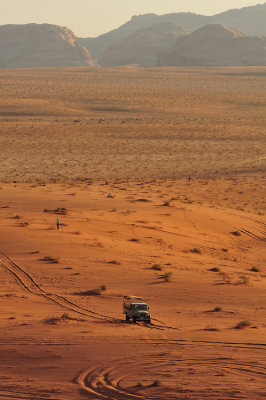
[157,24,266,67]
[0,23,93,68]
[98,23,188,67]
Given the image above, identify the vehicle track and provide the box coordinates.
[75,354,266,400]
[0,251,174,331]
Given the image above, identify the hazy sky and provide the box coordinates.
[1,0,264,37]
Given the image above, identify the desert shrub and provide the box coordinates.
[214,307,222,312]
[152,380,162,387]
[205,325,219,331]
[18,222,29,227]
[231,231,241,236]
[235,320,252,329]
[162,200,171,207]
[40,256,59,264]
[106,260,121,265]
[163,272,173,282]
[10,215,21,219]
[74,286,106,296]
[251,267,260,272]
[152,264,162,271]
[137,382,143,387]
[209,267,220,272]
[220,273,231,284]
[129,238,139,242]
[61,313,71,320]
[236,276,250,285]
[43,207,67,215]
[191,248,202,254]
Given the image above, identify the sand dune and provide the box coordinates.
[0,66,265,399]
[0,179,265,399]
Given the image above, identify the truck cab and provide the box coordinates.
[123,296,151,323]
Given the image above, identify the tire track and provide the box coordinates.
[0,251,174,331]
[75,355,266,400]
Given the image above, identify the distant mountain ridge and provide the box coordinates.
[0,23,93,68]
[98,23,188,67]
[1,3,266,69]
[157,24,266,67]
[78,3,266,60]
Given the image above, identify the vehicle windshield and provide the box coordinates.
[132,304,147,311]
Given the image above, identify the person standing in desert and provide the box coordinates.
[56,218,60,230]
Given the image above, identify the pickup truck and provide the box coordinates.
[123,296,151,323]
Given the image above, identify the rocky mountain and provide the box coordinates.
[0,23,93,68]
[98,23,188,67]
[78,3,266,60]
[157,24,266,67]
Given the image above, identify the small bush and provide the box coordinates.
[191,248,202,254]
[235,320,252,329]
[163,272,172,282]
[231,231,241,236]
[152,380,162,387]
[205,325,219,332]
[61,313,72,320]
[251,267,260,272]
[106,260,121,265]
[18,222,29,227]
[40,256,59,264]
[214,307,222,312]
[10,215,21,219]
[209,267,220,272]
[152,264,162,271]
[162,200,171,207]
[75,286,106,296]
[236,276,250,285]
[43,207,67,215]
[137,382,143,387]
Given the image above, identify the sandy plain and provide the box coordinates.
[0,67,265,400]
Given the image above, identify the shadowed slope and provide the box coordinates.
[157,24,266,67]
[0,23,94,68]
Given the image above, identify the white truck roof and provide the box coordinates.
[123,296,145,303]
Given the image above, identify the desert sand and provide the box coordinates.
[0,67,265,400]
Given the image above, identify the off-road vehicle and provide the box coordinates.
[123,296,151,323]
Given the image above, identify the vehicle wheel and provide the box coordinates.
[133,317,136,323]
[147,319,151,324]
[126,314,130,321]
